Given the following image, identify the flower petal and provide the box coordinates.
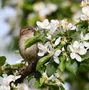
[78,47,87,55]
[69,45,75,52]
[73,41,80,49]
[54,50,61,56]
[38,43,45,50]
[36,19,50,29]
[67,23,76,30]
[38,50,45,56]
[82,6,89,17]
[84,33,89,40]
[83,41,89,49]
[70,53,76,59]
[49,20,59,32]
[70,53,82,62]
[53,56,60,64]
[75,54,82,62]
[54,37,61,46]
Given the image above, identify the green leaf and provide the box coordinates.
[81,51,89,61]
[76,20,88,29]
[49,85,60,90]
[22,3,33,10]
[79,59,89,72]
[28,15,38,26]
[35,81,41,88]
[25,34,44,48]
[0,56,6,66]
[66,60,78,75]
[59,85,65,90]
[69,31,80,40]
[36,52,54,72]
[58,56,65,72]
[46,62,57,77]
[59,60,65,72]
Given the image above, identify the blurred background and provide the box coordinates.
[1,0,89,90]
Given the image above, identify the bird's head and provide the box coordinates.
[20,26,35,37]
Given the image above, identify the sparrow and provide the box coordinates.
[19,26,38,64]
[15,27,38,84]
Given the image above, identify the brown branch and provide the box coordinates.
[14,60,37,85]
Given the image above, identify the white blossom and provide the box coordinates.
[73,11,81,22]
[67,23,76,30]
[46,33,52,40]
[0,74,20,90]
[70,53,82,62]
[42,72,61,85]
[80,32,89,49]
[83,41,89,49]
[36,19,50,30]
[69,41,87,55]
[38,42,53,56]
[54,50,62,57]
[62,47,65,51]
[80,14,88,20]
[82,6,89,17]
[37,19,59,32]
[60,20,76,31]
[60,19,68,29]
[47,3,58,12]
[33,2,57,17]
[69,41,87,62]
[17,80,29,90]
[53,50,61,64]
[80,32,89,41]
[81,0,89,18]
[54,37,61,46]
[49,20,59,32]
[38,43,47,56]
[0,85,10,90]
[81,0,89,7]
[53,56,59,64]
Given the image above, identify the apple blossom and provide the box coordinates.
[69,41,87,62]
[81,0,89,18]
[80,32,89,49]
[53,50,61,64]
[0,74,20,90]
[33,2,57,18]
[49,20,59,32]
[36,19,50,30]
[54,37,61,46]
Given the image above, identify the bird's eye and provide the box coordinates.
[27,27,35,31]
[27,28,31,30]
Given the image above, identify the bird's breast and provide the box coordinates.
[19,35,38,63]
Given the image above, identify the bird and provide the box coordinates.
[19,26,38,64]
[15,26,38,84]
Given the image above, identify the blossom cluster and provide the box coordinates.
[0,74,20,90]
[33,2,57,19]
[35,0,89,87]
[36,19,89,62]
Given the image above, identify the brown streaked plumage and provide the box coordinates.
[19,26,38,63]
